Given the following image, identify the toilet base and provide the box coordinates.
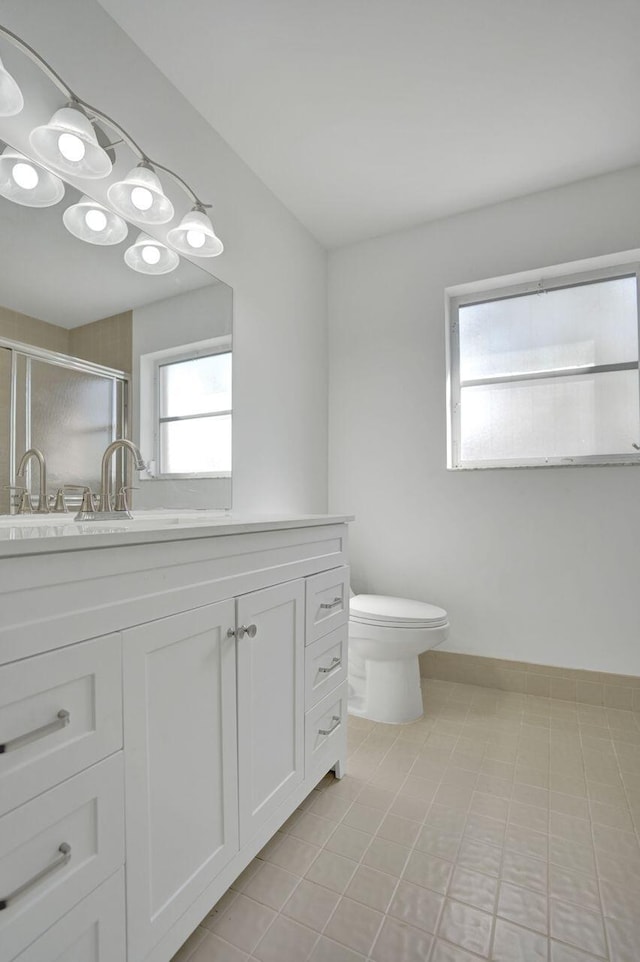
[348,654,424,725]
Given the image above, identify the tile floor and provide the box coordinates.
[171,679,640,962]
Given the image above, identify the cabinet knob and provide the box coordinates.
[228,624,258,640]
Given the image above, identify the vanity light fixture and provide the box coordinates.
[30,105,113,179]
[124,231,179,275]
[0,24,224,262]
[0,145,65,207]
[0,54,23,115]
[63,194,128,245]
[107,162,174,225]
[167,204,224,257]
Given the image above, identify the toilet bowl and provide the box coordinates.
[348,594,449,724]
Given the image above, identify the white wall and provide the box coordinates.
[1,0,328,515]
[329,165,640,675]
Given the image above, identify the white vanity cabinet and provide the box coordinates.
[0,516,350,962]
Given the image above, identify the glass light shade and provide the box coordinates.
[124,232,179,275]
[107,164,174,224]
[0,147,65,207]
[167,207,223,256]
[63,195,128,246]
[0,55,24,116]
[29,106,112,179]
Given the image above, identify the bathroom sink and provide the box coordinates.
[0,509,229,527]
[0,509,234,542]
[132,510,231,523]
[0,514,76,527]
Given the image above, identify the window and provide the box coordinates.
[140,341,232,479]
[158,351,232,476]
[447,264,640,468]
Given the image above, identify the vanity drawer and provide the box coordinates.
[305,682,348,780]
[0,752,124,962]
[0,634,122,816]
[305,566,350,644]
[305,625,348,710]
[13,868,125,962]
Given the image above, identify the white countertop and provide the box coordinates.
[0,510,353,558]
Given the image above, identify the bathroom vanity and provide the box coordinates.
[0,513,350,962]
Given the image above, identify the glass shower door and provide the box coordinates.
[7,349,127,511]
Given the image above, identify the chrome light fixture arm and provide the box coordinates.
[142,159,211,209]
[0,24,77,102]
[0,24,211,209]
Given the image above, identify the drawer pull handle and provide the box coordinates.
[0,709,70,755]
[0,843,71,910]
[318,657,342,674]
[320,597,342,611]
[318,715,341,736]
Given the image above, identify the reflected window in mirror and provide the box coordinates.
[140,338,231,480]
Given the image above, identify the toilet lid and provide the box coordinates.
[349,594,448,628]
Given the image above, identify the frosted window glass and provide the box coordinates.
[459,277,638,381]
[160,353,231,418]
[29,360,116,489]
[460,370,640,462]
[161,415,231,474]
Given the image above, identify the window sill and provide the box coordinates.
[140,473,232,481]
[449,458,640,470]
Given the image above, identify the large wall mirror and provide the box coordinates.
[0,40,232,515]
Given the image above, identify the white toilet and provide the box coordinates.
[348,594,449,724]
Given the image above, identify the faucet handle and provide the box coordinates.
[49,488,69,513]
[63,485,97,522]
[114,485,138,513]
[4,485,32,514]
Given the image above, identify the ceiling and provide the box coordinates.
[100,0,640,248]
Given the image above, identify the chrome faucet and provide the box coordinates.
[98,439,146,517]
[16,448,49,513]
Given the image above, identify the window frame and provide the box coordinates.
[139,336,232,481]
[446,261,640,470]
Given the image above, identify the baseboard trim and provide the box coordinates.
[419,650,640,712]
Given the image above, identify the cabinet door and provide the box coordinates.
[123,602,238,962]
[237,580,305,844]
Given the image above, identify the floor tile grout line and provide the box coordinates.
[245,714,439,961]
[430,681,504,961]
[573,710,609,960]
[246,776,368,962]
[610,723,640,851]
[181,681,640,962]
[308,682,484,958]
[305,694,461,959]
[587,709,640,962]
[208,780,349,960]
